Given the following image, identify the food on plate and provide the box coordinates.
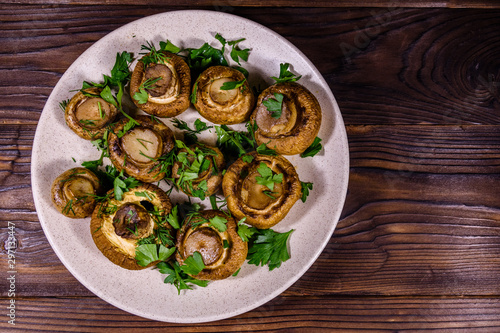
[52,33,320,292]
[108,115,176,183]
[51,167,102,218]
[193,66,255,124]
[222,151,302,229]
[251,81,322,155]
[90,183,173,270]
[64,87,119,140]
[175,209,247,280]
[130,50,191,117]
[171,143,225,199]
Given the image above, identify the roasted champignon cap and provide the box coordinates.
[250,82,322,155]
[108,115,176,183]
[51,167,102,219]
[130,51,191,117]
[222,152,302,229]
[175,210,247,280]
[90,183,173,270]
[171,144,225,199]
[193,66,255,124]
[64,87,119,140]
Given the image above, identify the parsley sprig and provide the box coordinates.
[247,228,294,271]
[271,63,302,84]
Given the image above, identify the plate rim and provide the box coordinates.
[31,9,350,323]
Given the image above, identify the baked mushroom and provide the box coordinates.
[222,152,302,229]
[64,87,119,140]
[175,210,247,280]
[171,143,225,200]
[108,115,176,183]
[193,66,255,124]
[51,167,102,218]
[130,51,191,117]
[251,82,322,155]
[91,183,173,270]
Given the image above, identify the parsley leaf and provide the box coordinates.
[247,228,294,271]
[300,137,323,158]
[255,162,283,191]
[237,218,256,242]
[159,39,181,54]
[135,244,175,267]
[300,181,313,203]
[133,77,162,104]
[220,78,246,91]
[228,38,250,65]
[271,63,302,84]
[166,205,180,229]
[209,215,228,232]
[262,93,284,119]
[180,251,206,276]
[158,260,208,295]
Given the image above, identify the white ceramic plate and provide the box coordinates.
[31,10,349,323]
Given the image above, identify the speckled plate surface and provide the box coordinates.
[31,10,349,323]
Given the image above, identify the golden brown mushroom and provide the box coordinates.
[250,82,322,155]
[64,87,119,140]
[108,115,176,183]
[90,183,173,270]
[171,143,225,200]
[51,167,102,218]
[193,66,255,124]
[175,210,247,280]
[130,51,191,117]
[222,152,302,229]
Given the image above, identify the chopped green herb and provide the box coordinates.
[263,93,284,119]
[247,228,294,271]
[135,244,175,267]
[255,162,283,191]
[209,215,227,232]
[300,181,313,203]
[300,137,323,158]
[157,260,208,295]
[271,63,302,84]
[180,251,206,276]
[220,78,246,91]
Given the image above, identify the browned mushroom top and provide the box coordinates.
[112,203,152,239]
[222,152,302,229]
[193,66,255,125]
[108,115,176,183]
[250,82,321,155]
[51,167,102,219]
[65,87,119,140]
[171,143,225,200]
[175,210,248,280]
[90,183,173,270]
[130,51,191,118]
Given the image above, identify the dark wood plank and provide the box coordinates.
[2,6,499,124]
[3,0,500,8]
[2,296,500,331]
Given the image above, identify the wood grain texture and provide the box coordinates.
[2,296,500,332]
[2,3,500,330]
[3,0,500,8]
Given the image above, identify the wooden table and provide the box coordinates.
[2,1,500,331]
